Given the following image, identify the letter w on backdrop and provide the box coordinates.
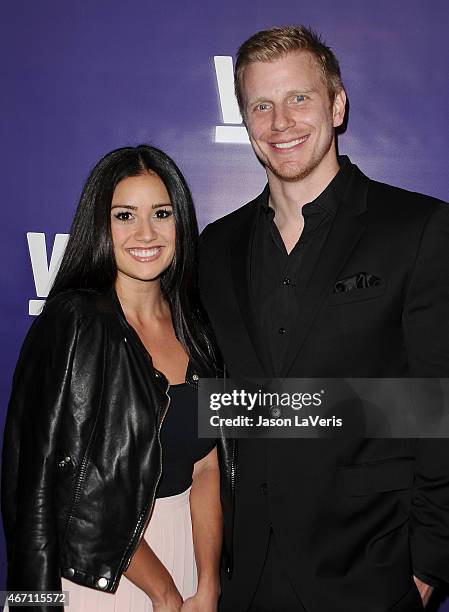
[27,232,69,315]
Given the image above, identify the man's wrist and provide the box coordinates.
[196,575,221,599]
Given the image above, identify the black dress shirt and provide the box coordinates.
[250,157,353,376]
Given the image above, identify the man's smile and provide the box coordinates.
[271,135,309,150]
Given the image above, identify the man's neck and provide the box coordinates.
[266,153,341,255]
[267,154,340,219]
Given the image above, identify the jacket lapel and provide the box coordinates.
[230,187,271,377]
[282,166,370,376]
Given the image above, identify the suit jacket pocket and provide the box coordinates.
[328,283,386,305]
[340,458,414,496]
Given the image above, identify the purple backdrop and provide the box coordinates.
[1,0,448,607]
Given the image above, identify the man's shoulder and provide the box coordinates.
[200,188,267,243]
[367,176,448,219]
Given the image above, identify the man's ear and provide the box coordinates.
[332,88,347,128]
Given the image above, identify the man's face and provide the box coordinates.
[241,51,346,183]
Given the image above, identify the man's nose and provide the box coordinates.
[271,105,295,132]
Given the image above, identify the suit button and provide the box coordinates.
[97,577,108,589]
[66,568,75,578]
[260,483,268,495]
[278,327,286,334]
[192,373,199,381]
[154,371,161,378]
[283,277,291,285]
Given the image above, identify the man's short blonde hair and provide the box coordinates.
[235,25,344,114]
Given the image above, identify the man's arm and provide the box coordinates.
[403,202,449,596]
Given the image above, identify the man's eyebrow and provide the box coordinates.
[247,89,316,107]
[286,88,316,95]
[247,96,271,106]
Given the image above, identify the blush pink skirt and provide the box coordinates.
[61,487,197,611]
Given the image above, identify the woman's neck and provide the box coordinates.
[114,273,169,325]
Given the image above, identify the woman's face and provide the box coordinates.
[111,172,176,284]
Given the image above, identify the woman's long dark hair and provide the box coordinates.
[47,144,217,370]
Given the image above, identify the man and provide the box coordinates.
[199,26,449,612]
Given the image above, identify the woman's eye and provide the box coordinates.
[114,211,134,221]
[154,208,173,219]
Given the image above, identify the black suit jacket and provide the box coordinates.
[199,161,449,612]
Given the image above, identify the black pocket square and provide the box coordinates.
[333,272,382,294]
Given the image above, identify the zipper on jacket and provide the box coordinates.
[63,398,106,543]
[226,440,237,578]
[122,382,171,573]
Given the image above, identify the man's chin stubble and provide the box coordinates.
[266,158,319,183]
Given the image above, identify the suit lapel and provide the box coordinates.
[283,166,370,376]
[230,187,271,377]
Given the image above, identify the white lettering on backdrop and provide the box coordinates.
[213,56,249,144]
[27,232,69,315]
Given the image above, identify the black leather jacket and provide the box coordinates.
[1,288,203,609]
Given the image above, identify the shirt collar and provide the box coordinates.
[260,155,353,219]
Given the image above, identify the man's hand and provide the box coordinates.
[413,575,434,607]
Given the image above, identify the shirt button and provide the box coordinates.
[283,277,291,285]
[192,373,199,381]
[97,577,108,589]
[278,327,286,334]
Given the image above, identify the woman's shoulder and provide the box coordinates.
[43,288,116,319]
[21,289,119,360]
[28,289,117,343]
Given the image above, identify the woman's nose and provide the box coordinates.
[134,218,157,242]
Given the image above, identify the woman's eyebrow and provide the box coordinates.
[111,202,172,210]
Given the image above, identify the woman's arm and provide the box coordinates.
[182,446,222,611]
[124,539,183,611]
[1,298,81,611]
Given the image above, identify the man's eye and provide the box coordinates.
[293,95,306,103]
[255,103,270,112]
[154,208,172,219]
[114,211,134,221]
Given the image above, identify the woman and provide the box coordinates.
[2,145,222,612]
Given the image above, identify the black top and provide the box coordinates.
[156,382,216,498]
[250,156,353,376]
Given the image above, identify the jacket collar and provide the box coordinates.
[229,185,272,377]
[108,287,200,386]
